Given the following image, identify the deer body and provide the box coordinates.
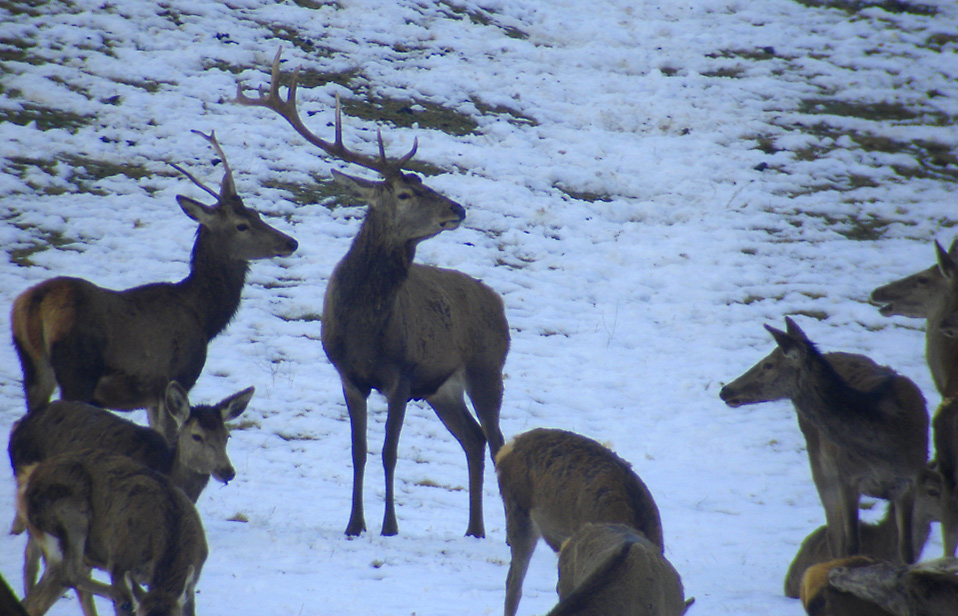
[719,318,928,565]
[11,132,296,441]
[18,450,207,616]
[826,557,958,616]
[236,49,508,538]
[784,467,943,598]
[547,523,689,616]
[495,428,663,616]
[8,382,251,596]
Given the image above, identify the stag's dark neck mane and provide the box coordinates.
[334,213,416,315]
[179,226,249,340]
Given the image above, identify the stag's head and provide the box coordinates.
[234,48,466,247]
[172,130,298,261]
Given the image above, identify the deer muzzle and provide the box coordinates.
[214,464,236,484]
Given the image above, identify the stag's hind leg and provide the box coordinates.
[464,364,505,458]
[428,372,487,538]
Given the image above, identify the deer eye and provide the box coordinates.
[192,434,203,443]
[763,362,774,370]
[397,193,410,201]
[236,223,250,232]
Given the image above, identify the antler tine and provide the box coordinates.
[235,48,419,178]
[191,129,237,198]
[169,162,220,201]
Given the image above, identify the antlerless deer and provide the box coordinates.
[235,48,509,538]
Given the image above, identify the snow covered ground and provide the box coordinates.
[1,0,957,614]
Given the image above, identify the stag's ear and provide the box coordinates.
[331,169,381,201]
[164,381,192,428]
[217,386,255,422]
[177,195,218,224]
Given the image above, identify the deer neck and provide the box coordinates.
[334,215,415,318]
[169,451,208,504]
[180,227,250,340]
[791,353,887,452]
[926,298,958,397]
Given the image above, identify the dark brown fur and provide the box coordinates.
[11,134,295,441]
[802,557,894,616]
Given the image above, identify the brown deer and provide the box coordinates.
[18,449,207,616]
[719,317,929,565]
[801,556,894,616]
[547,523,691,616]
[8,381,252,594]
[872,241,958,558]
[11,130,296,442]
[826,557,958,616]
[783,466,944,599]
[235,49,509,538]
[495,428,663,616]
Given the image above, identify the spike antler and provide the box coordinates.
[170,130,238,202]
[234,47,418,178]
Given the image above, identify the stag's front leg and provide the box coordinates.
[343,380,370,536]
[838,483,862,557]
[381,382,411,536]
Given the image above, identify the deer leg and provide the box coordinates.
[23,535,41,595]
[503,506,540,616]
[23,561,69,616]
[893,489,916,563]
[428,374,488,538]
[343,380,369,536]
[940,480,958,557]
[464,366,505,459]
[381,382,411,537]
[49,336,102,404]
[13,338,56,413]
[837,483,862,557]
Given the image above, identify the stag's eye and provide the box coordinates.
[236,223,250,232]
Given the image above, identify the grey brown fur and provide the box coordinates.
[547,523,690,616]
[495,428,663,616]
[720,318,928,565]
[10,131,295,442]
[18,450,207,616]
[827,557,958,616]
[235,49,509,538]
[783,467,943,599]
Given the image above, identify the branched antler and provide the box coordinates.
[234,48,417,178]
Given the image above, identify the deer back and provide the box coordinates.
[496,428,663,552]
[19,450,207,613]
[550,523,689,616]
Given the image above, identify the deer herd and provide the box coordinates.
[3,46,957,616]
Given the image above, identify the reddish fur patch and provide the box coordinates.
[11,279,77,362]
[801,556,878,612]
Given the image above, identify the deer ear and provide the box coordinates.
[766,324,804,360]
[177,195,218,224]
[331,169,381,201]
[164,381,192,428]
[936,240,958,282]
[217,386,255,421]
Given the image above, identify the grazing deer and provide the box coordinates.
[495,428,663,616]
[547,523,691,616]
[826,557,958,616]
[719,317,929,565]
[235,49,509,538]
[18,449,207,616]
[11,130,296,442]
[784,466,944,599]
[801,556,894,616]
[8,381,251,594]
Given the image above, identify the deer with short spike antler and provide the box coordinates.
[11,131,297,442]
[236,49,509,538]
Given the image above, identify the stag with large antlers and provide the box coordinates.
[236,49,509,537]
[11,131,297,441]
